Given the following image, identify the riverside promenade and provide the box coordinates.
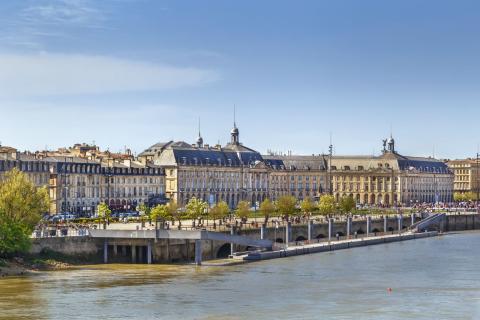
[239,231,439,262]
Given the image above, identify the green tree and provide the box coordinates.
[277,195,297,221]
[166,200,180,223]
[0,214,32,257]
[259,198,276,224]
[235,201,250,221]
[137,203,151,217]
[0,168,49,257]
[185,197,208,223]
[209,201,230,225]
[151,204,171,222]
[454,192,466,202]
[319,194,336,216]
[0,168,49,228]
[300,197,316,217]
[97,202,111,226]
[339,195,356,214]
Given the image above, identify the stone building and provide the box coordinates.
[447,158,480,198]
[142,123,269,208]
[330,137,454,206]
[0,145,165,215]
[263,154,328,201]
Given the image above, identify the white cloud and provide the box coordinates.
[21,0,103,26]
[0,53,219,96]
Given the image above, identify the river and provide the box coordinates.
[1,232,480,320]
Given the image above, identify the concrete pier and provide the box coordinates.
[346,217,352,239]
[366,216,372,236]
[244,231,439,262]
[328,219,333,242]
[308,220,313,241]
[147,242,152,264]
[103,240,108,264]
[195,240,202,266]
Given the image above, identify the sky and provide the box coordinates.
[1,0,480,159]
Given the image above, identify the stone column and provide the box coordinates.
[195,240,202,266]
[411,213,415,226]
[113,244,118,256]
[147,241,152,265]
[366,216,372,237]
[346,217,352,239]
[132,245,137,263]
[308,220,313,242]
[261,224,266,240]
[285,222,292,248]
[103,239,108,264]
[230,226,235,256]
[398,214,403,234]
[328,218,333,242]
[384,215,388,234]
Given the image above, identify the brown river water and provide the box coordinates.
[1,232,480,320]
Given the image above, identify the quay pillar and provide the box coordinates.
[384,216,388,234]
[261,224,266,240]
[132,245,137,264]
[328,218,333,243]
[285,222,292,247]
[366,216,372,237]
[411,213,415,226]
[346,217,352,239]
[230,227,235,256]
[195,240,202,266]
[398,215,403,234]
[103,239,108,264]
[147,241,152,265]
[308,220,313,242]
[113,244,118,256]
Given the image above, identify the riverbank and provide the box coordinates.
[0,248,98,277]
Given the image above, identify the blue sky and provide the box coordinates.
[0,0,479,159]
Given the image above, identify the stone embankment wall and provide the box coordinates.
[30,214,480,264]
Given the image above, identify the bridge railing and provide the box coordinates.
[31,228,90,239]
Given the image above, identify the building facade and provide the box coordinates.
[447,159,480,198]
[0,145,166,215]
[330,137,454,206]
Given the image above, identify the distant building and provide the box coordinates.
[0,144,165,215]
[330,137,454,206]
[447,158,480,198]
[142,122,270,208]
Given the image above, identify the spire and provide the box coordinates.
[234,104,237,128]
[230,105,239,145]
[196,117,203,148]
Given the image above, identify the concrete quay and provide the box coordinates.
[241,231,439,262]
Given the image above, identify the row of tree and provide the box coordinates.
[96,194,358,226]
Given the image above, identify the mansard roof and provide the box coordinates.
[153,140,264,167]
[263,155,327,171]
